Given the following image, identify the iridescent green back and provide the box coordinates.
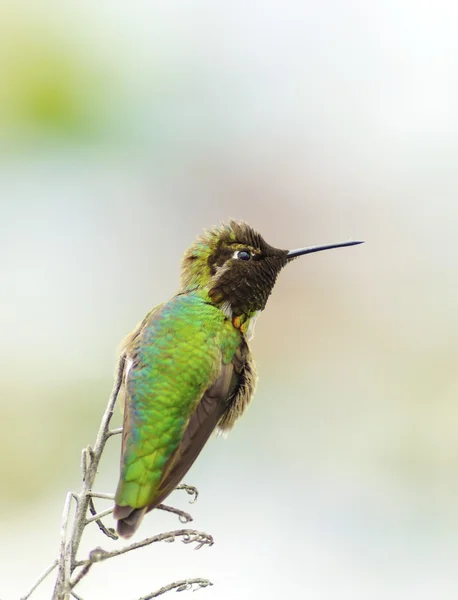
[115,293,241,510]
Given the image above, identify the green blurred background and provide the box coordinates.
[2,1,458,598]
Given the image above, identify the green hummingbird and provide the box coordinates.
[113,220,362,538]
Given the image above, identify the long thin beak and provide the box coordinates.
[287,240,364,259]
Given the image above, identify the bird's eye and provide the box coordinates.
[237,250,252,261]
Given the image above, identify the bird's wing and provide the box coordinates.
[149,341,252,510]
[114,299,250,537]
[146,361,234,509]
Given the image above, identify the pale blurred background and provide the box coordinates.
[2,1,458,598]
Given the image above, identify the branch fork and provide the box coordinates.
[22,356,214,600]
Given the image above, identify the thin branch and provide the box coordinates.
[55,492,76,600]
[74,529,214,568]
[80,448,89,483]
[51,355,126,600]
[87,499,192,526]
[138,578,213,600]
[88,496,118,540]
[88,492,114,500]
[107,427,123,437]
[70,355,126,564]
[20,560,58,600]
[68,563,93,591]
[157,503,193,523]
[85,506,114,524]
[24,350,215,599]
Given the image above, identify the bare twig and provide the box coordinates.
[138,578,213,599]
[88,492,115,500]
[107,427,123,437]
[23,353,214,600]
[85,506,114,524]
[51,355,126,600]
[68,563,93,591]
[70,355,126,565]
[157,503,193,523]
[88,497,118,540]
[74,529,214,568]
[55,492,77,600]
[20,559,59,600]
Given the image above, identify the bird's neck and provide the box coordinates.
[218,301,260,341]
[178,287,260,340]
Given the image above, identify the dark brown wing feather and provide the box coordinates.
[146,361,236,510]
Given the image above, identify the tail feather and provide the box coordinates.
[114,505,148,539]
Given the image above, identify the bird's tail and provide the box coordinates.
[113,504,148,539]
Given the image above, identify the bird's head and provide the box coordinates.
[180,220,362,320]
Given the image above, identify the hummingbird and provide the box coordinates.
[113,220,363,538]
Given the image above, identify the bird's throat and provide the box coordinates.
[220,301,260,341]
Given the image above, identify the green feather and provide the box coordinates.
[115,292,241,510]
